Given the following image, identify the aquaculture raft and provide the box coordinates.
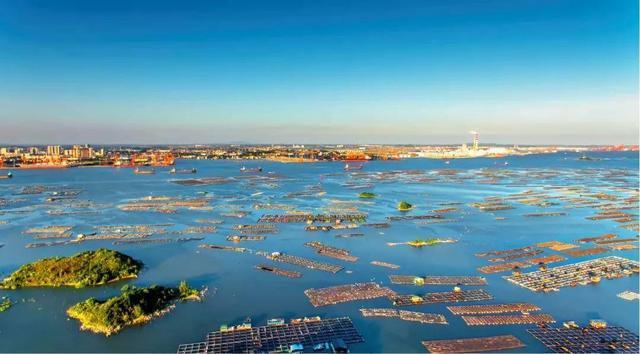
[504,256,639,292]
[305,283,396,307]
[477,254,566,274]
[386,214,443,221]
[563,247,608,257]
[226,235,265,242]
[389,275,486,286]
[268,253,343,273]
[359,308,447,325]
[255,264,301,278]
[391,289,493,306]
[475,246,535,258]
[487,249,543,262]
[421,335,525,353]
[233,224,278,234]
[171,177,234,186]
[370,261,400,269]
[176,317,364,354]
[462,313,555,326]
[447,303,540,315]
[528,325,639,353]
[576,233,618,243]
[304,241,358,262]
[257,213,366,223]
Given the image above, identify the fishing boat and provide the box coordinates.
[578,155,601,161]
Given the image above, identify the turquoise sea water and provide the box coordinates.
[0,151,638,353]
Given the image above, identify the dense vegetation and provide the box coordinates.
[358,192,376,198]
[407,239,438,247]
[0,249,143,289]
[178,280,201,300]
[397,201,414,211]
[407,238,454,247]
[67,282,201,336]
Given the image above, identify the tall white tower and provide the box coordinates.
[470,131,479,151]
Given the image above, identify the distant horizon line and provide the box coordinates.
[0,142,637,147]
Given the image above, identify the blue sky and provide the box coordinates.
[0,0,637,144]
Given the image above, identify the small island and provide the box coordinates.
[397,201,414,211]
[0,249,143,289]
[407,238,457,247]
[358,192,376,199]
[0,297,12,312]
[387,238,458,248]
[67,282,203,336]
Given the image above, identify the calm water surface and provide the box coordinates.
[0,152,638,352]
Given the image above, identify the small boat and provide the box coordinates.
[134,167,155,175]
[589,319,607,329]
[240,166,262,173]
[267,318,285,326]
[344,163,363,171]
[313,343,330,352]
[169,167,197,174]
[0,172,12,179]
[563,321,579,329]
[578,155,601,161]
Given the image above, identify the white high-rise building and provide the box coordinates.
[47,145,61,156]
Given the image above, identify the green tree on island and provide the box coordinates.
[397,201,413,211]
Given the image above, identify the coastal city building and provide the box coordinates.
[0,139,638,169]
